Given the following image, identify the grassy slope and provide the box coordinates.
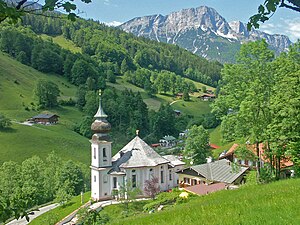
[109,77,212,115]
[40,34,82,53]
[0,52,89,164]
[112,179,300,225]
[0,52,77,116]
[29,192,91,225]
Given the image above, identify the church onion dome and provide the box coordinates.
[91,90,111,134]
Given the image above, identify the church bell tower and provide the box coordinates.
[90,90,112,200]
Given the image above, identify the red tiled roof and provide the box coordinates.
[222,143,293,169]
[201,94,216,97]
[210,143,220,149]
[151,143,160,147]
[184,183,227,195]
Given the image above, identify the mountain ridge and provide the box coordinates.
[120,6,292,63]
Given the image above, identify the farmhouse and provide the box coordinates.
[90,92,185,201]
[177,159,248,190]
[198,93,216,101]
[159,135,177,147]
[30,113,59,124]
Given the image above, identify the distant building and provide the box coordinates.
[174,109,181,116]
[175,93,184,99]
[90,92,185,201]
[159,135,177,147]
[198,93,216,101]
[179,129,189,138]
[30,113,59,124]
[206,89,214,94]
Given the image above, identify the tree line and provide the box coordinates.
[0,152,89,223]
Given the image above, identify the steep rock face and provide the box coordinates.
[120,6,292,63]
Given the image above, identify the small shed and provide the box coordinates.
[176,93,184,99]
[174,109,181,116]
[31,114,59,124]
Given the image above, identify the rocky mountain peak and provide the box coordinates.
[120,6,292,63]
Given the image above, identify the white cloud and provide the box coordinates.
[104,0,110,6]
[260,18,300,42]
[103,0,118,7]
[105,21,122,27]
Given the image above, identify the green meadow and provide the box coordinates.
[109,178,300,225]
[0,52,89,164]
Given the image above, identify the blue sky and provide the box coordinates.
[74,0,300,42]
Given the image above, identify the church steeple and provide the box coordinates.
[90,91,112,201]
[91,90,111,134]
[94,90,108,119]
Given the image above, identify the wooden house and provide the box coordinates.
[31,114,59,124]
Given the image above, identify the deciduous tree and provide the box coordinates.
[34,79,60,108]
[0,114,11,129]
[184,125,210,164]
[0,0,92,23]
[248,0,300,30]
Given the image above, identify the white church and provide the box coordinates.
[90,93,185,200]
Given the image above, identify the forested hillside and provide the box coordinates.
[19,14,222,87]
[0,14,221,142]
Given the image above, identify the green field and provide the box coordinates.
[0,52,90,164]
[0,52,78,115]
[40,34,82,53]
[109,76,212,115]
[171,96,212,117]
[109,179,300,225]
[0,122,89,165]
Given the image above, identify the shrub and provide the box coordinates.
[0,114,12,129]
[142,190,193,212]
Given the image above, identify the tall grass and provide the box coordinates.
[112,179,300,225]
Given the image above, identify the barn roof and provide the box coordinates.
[178,159,248,184]
[32,114,58,119]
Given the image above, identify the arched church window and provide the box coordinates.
[132,170,136,188]
[113,177,117,188]
[93,148,96,159]
[103,148,107,158]
[94,175,96,182]
[149,168,154,178]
